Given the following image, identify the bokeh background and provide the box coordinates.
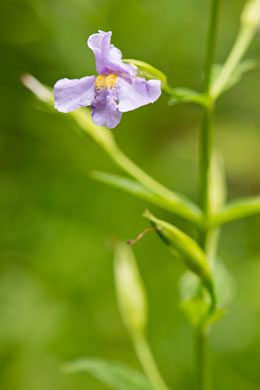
[1,0,260,389]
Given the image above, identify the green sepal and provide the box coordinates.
[123,59,207,106]
[123,59,168,88]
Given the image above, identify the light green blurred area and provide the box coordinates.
[0,0,260,389]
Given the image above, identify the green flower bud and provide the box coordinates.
[241,0,260,28]
[143,210,215,305]
[114,243,147,334]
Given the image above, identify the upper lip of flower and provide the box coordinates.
[53,30,161,129]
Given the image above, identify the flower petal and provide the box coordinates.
[54,76,96,113]
[117,77,161,112]
[91,89,122,129]
[87,30,137,77]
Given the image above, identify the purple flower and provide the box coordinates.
[54,31,161,129]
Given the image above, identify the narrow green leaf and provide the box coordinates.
[91,171,202,225]
[212,60,258,96]
[63,358,153,390]
[212,195,260,227]
[90,171,155,198]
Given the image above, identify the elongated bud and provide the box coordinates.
[114,242,147,333]
[143,210,215,305]
[241,0,260,28]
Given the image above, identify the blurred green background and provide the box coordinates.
[1,0,260,389]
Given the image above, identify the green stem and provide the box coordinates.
[199,107,214,221]
[199,0,221,220]
[194,327,210,390]
[196,1,221,389]
[203,0,222,94]
[132,332,168,390]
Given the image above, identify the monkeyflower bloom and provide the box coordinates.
[54,31,161,128]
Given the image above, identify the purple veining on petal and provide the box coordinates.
[91,89,122,129]
[87,30,137,77]
[54,76,96,113]
[116,76,161,112]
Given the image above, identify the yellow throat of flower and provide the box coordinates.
[95,74,118,90]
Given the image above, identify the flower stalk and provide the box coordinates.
[132,331,169,390]
[114,243,168,390]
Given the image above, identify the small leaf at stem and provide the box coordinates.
[179,259,234,328]
[212,195,260,227]
[168,88,209,106]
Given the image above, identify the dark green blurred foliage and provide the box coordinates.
[0,0,260,389]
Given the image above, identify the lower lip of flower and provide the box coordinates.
[95,74,119,90]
